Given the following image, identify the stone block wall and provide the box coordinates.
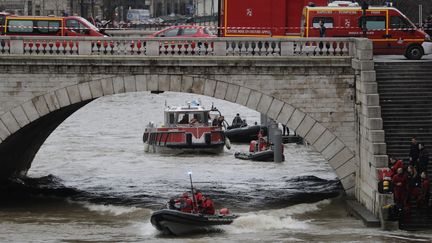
[352,38,388,215]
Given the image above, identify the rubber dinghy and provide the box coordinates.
[150,209,238,235]
[224,125,267,143]
[234,150,285,162]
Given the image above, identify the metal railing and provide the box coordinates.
[0,36,355,57]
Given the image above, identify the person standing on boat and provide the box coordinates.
[201,196,215,215]
[179,114,189,124]
[232,113,243,127]
[257,128,268,151]
[216,116,225,127]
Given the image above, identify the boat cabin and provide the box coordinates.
[164,103,215,127]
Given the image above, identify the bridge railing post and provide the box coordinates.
[280,41,294,56]
[146,40,160,56]
[213,40,226,56]
[10,39,24,55]
[78,40,92,55]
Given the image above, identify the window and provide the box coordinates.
[192,113,203,123]
[178,113,189,124]
[390,16,412,29]
[66,19,88,34]
[203,28,213,35]
[180,28,198,36]
[8,20,34,33]
[36,20,60,33]
[158,28,179,37]
[361,16,386,30]
[312,17,334,28]
[169,113,175,124]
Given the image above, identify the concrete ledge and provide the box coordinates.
[346,200,380,228]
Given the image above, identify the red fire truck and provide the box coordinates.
[301,2,432,59]
[219,0,328,37]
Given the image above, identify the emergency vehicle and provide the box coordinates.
[301,1,432,59]
[0,13,105,37]
[219,0,328,37]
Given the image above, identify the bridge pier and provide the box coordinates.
[0,101,91,180]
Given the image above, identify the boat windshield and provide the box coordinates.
[169,112,208,125]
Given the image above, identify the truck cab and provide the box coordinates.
[302,1,432,59]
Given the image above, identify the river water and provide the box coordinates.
[0,92,431,242]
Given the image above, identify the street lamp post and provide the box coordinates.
[80,0,85,17]
[361,1,369,38]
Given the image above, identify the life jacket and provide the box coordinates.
[202,199,215,215]
[249,140,257,152]
[181,198,193,213]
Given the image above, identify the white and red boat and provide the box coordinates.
[143,101,228,154]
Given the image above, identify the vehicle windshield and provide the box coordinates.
[78,17,99,31]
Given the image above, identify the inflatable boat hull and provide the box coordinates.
[234,150,285,162]
[150,209,237,235]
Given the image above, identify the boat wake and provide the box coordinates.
[224,199,331,234]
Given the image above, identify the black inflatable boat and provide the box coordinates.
[234,150,285,162]
[224,125,267,143]
[150,209,237,235]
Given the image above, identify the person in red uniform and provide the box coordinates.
[194,189,203,212]
[390,158,404,178]
[201,195,215,215]
[175,192,193,213]
[392,167,408,209]
[420,171,430,207]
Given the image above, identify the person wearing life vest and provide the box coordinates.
[258,137,268,151]
[194,189,203,212]
[392,167,408,209]
[390,158,404,178]
[201,195,215,215]
[175,192,193,213]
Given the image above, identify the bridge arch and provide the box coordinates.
[0,74,356,195]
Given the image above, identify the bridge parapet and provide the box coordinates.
[0,36,354,57]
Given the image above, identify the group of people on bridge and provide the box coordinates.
[168,189,215,215]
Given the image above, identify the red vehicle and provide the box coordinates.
[301,2,432,59]
[219,0,328,37]
[150,25,216,38]
[0,13,105,36]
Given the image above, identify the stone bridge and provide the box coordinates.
[0,36,386,217]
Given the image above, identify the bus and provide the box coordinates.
[0,14,105,37]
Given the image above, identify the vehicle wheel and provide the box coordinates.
[405,45,423,60]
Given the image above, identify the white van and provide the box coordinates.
[127,9,150,24]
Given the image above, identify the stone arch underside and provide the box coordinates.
[0,74,357,195]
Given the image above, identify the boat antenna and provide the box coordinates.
[188,171,198,213]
